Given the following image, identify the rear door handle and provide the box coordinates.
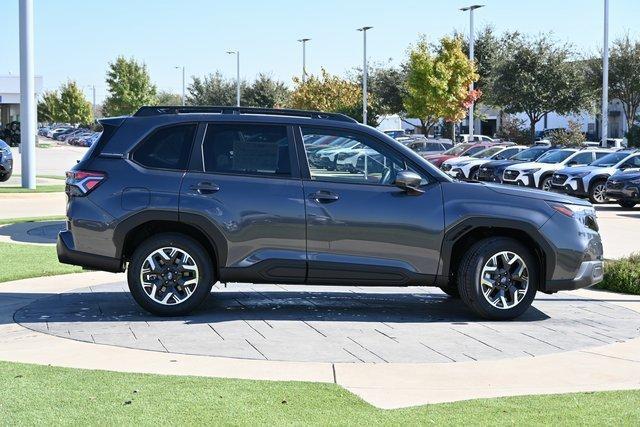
[310,190,339,203]
[190,181,220,195]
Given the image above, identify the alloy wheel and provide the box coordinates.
[140,247,199,305]
[592,183,608,204]
[480,251,529,310]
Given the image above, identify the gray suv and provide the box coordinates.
[57,106,604,320]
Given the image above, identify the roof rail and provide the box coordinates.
[133,106,358,123]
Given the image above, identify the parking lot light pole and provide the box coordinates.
[226,51,240,106]
[19,0,36,189]
[460,4,484,140]
[297,38,311,84]
[602,0,609,146]
[357,27,373,125]
[175,66,186,106]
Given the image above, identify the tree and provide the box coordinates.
[102,56,157,116]
[155,91,183,106]
[548,120,585,147]
[288,68,375,125]
[368,62,406,116]
[587,35,640,133]
[244,73,290,108]
[403,36,479,136]
[57,81,93,125]
[486,34,592,142]
[494,115,530,145]
[186,71,242,106]
[37,90,61,123]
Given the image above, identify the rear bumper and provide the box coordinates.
[57,230,124,273]
[544,260,604,291]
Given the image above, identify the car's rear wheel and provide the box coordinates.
[0,171,10,182]
[589,180,609,204]
[457,237,538,320]
[128,233,214,316]
[439,285,460,298]
[618,200,637,208]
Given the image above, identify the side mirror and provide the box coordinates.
[394,170,424,195]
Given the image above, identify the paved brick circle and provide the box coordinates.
[15,281,640,363]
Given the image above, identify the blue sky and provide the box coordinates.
[1,0,639,103]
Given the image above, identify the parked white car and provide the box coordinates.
[502,148,612,190]
[550,149,640,203]
[456,134,496,143]
[441,145,527,180]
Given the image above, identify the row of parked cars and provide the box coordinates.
[38,125,100,147]
[413,139,639,208]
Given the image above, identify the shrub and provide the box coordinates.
[626,124,640,148]
[495,115,530,145]
[596,253,640,295]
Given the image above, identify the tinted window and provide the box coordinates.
[498,147,522,159]
[512,147,547,161]
[622,155,640,168]
[132,124,196,170]
[539,149,575,164]
[464,146,487,156]
[570,152,594,165]
[591,152,628,167]
[202,124,290,176]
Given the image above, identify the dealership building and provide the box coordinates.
[0,75,43,126]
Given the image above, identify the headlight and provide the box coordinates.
[571,172,590,179]
[522,168,541,174]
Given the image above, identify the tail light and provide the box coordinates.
[65,170,106,196]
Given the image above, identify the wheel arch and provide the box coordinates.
[440,218,555,288]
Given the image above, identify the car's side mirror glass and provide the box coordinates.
[394,170,424,195]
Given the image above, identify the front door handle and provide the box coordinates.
[310,190,339,203]
[190,181,220,195]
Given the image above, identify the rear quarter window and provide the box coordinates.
[131,124,197,170]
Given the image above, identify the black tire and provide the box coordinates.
[539,176,553,191]
[588,179,609,204]
[618,200,637,209]
[127,233,215,316]
[457,237,538,320]
[0,171,10,182]
[468,167,479,181]
[439,285,460,298]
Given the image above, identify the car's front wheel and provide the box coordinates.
[589,180,609,204]
[128,233,214,316]
[457,237,538,320]
[0,171,10,182]
[540,176,553,191]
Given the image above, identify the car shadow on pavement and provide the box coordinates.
[6,288,551,327]
[0,221,64,245]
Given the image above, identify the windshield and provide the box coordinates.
[471,146,503,159]
[538,149,575,164]
[511,147,547,161]
[590,152,630,167]
[443,143,473,156]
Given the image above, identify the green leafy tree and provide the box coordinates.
[368,62,407,116]
[186,71,244,106]
[486,34,592,142]
[548,120,585,147]
[103,56,157,116]
[244,73,290,108]
[288,68,375,125]
[587,35,640,133]
[403,36,479,136]
[37,90,61,123]
[57,81,93,125]
[495,114,531,145]
[155,90,183,106]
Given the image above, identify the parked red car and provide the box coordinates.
[421,142,496,167]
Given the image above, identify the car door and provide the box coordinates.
[296,126,445,286]
[179,122,307,283]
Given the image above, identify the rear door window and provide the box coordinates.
[131,124,196,170]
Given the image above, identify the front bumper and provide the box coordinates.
[545,260,604,291]
[605,185,640,201]
[551,177,588,197]
[57,230,123,272]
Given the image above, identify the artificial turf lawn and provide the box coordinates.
[0,242,80,283]
[0,361,638,425]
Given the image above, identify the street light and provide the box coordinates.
[175,66,185,106]
[602,0,609,146]
[460,4,484,140]
[297,38,311,83]
[226,51,240,107]
[357,27,373,125]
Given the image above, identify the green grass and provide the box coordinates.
[0,242,80,283]
[14,174,67,180]
[0,361,638,425]
[0,185,65,193]
[597,253,640,295]
[0,215,66,226]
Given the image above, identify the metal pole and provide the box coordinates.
[298,38,310,84]
[236,52,240,107]
[182,66,186,106]
[19,0,35,189]
[602,0,609,146]
[363,29,368,125]
[92,85,96,118]
[468,8,475,139]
